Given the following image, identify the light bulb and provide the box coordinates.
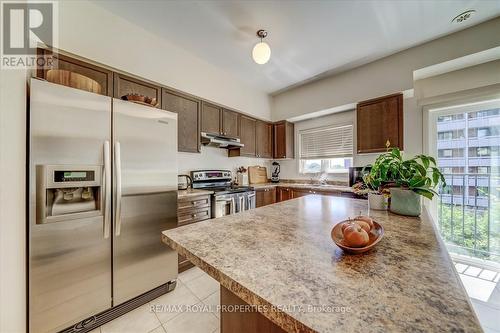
[252,42,271,65]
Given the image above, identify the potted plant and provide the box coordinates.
[360,166,390,210]
[367,148,446,216]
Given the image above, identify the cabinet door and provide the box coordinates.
[291,189,314,198]
[201,102,222,135]
[256,188,276,208]
[113,73,161,108]
[36,48,113,97]
[273,121,294,159]
[264,188,276,206]
[239,115,256,156]
[256,121,273,158]
[277,187,291,202]
[162,89,201,153]
[222,109,239,138]
[357,93,403,153]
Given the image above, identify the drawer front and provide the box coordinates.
[178,195,211,211]
[178,206,211,226]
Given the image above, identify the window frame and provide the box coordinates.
[297,122,354,175]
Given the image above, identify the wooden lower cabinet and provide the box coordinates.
[177,194,211,272]
[256,188,276,208]
[221,286,286,333]
[276,187,291,202]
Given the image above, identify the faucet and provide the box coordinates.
[318,172,328,185]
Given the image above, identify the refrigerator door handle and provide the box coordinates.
[103,140,111,239]
[115,141,123,236]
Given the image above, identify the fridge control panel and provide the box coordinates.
[36,164,103,224]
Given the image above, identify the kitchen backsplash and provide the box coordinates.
[177,146,272,179]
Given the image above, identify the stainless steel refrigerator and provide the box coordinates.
[28,78,178,333]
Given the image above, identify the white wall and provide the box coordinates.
[278,95,421,182]
[0,69,28,333]
[178,147,270,179]
[0,2,272,332]
[58,1,271,121]
[272,17,500,121]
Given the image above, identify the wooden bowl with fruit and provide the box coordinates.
[331,216,384,254]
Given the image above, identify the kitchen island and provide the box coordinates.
[162,195,481,333]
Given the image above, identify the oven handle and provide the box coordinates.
[230,197,235,214]
[246,193,255,210]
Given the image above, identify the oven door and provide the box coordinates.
[213,195,235,218]
[235,192,256,213]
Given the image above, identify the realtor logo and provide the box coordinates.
[1,1,58,68]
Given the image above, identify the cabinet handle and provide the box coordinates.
[192,214,197,218]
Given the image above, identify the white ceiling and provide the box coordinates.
[93,0,500,94]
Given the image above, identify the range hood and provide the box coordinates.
[201,132,244,149]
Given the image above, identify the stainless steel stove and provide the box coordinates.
[191,170,256,218]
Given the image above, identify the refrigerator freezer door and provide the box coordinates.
[28,79,112,333]
[112,98,178,305]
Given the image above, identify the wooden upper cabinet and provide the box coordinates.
[162,88,201,153]
[36,49,113,96]
[273,121,294,159]
[113,73,162,108]
[356,93,403,153]
[201,102,222,135]
[238,115,256,156]
[222,109,239,138]
[256,121,273,158]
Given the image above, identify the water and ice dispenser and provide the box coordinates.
[36,165,103,224]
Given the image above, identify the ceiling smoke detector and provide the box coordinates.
[451,10,476,24]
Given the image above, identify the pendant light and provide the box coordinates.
[252,29,271,65]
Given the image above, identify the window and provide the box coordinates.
[299,124,353,174]
[438,148,464,158]
[438,130,464,140]
[438,114,464,122]
[468,108,500,118]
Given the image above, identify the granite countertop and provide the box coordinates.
[177,188,214,199]
[251,182,354,192]
[162,196,481,333]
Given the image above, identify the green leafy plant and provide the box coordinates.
[362,148,446,199]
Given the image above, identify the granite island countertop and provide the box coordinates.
[162,196,481,333]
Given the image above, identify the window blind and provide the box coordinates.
[299,124,353,159]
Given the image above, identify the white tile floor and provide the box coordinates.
[454,260,500,333]
[93,267,220,333]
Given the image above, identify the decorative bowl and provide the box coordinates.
[331,219,384,254]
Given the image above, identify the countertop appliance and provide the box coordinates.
[191,170,255,218]
[28,79,178,333]
[178,174,192,190]
[271,161,280,183]
[349,166,372,187]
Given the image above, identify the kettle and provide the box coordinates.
[178,174,192,190]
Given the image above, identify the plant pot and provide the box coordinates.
[368,193,388,210]
[389,188,421,217]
